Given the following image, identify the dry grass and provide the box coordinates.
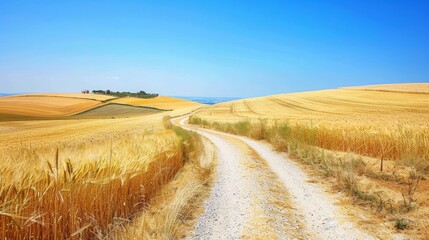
[112,96,202,110]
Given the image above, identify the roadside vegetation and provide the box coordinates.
[114,116,214,239]
[190,116,429,236]
[190,116,429,163]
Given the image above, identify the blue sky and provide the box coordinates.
[1,1,428,97]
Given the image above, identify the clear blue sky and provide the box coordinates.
[1,1,428,97]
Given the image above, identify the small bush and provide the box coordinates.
[234,120,251,135]
[395,218,409,230]
[173,126,191,142]
[163,116,173,129]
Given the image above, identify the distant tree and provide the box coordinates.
[91,89,158,98]
[92,90,106,94]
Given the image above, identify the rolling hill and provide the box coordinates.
[193,84,429,126]
[0,94,202,121]
[111,96,201,110]
[190,83,429,239]
[342,83,429,93]
[0,95,104,120]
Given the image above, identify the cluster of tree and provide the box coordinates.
[92,90,159,98]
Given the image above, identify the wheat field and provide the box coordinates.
[0,95,104,118]
[193,85,429,161]
[22,93,118,101]
[0,94,203,239]
[111,96,200,110]
[342,83,429,93]
[0,94,202,121]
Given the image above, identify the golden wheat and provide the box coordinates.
[0,127,184,239]
[0,94,202,119]
[22,93,117,101]
[192,86,429,161]
[0,95,103,117]
[0,96,203,239]
[116,131,214,240]
[112,96,201,110]
[342,83,429,93]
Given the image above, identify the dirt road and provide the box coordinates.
[178,117,376,239]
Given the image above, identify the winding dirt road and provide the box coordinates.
[178,117,379,239]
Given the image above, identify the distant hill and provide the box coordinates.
[175,96,240,105]
[192,83,429,125]
[111,96,202,110]
[342,83,429,94]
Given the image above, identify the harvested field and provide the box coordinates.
[194,88,429,125]
[75,103,162,118]
[0,95,103,119]
[343,83,429,94]
[0,94,201,121]
[193,87,429,165]
[192,87,429,161]
[22,93,117,101]
[112,96,201,110]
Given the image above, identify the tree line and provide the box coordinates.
[91,90,159,98]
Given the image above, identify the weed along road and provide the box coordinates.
[176,116,392,240]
